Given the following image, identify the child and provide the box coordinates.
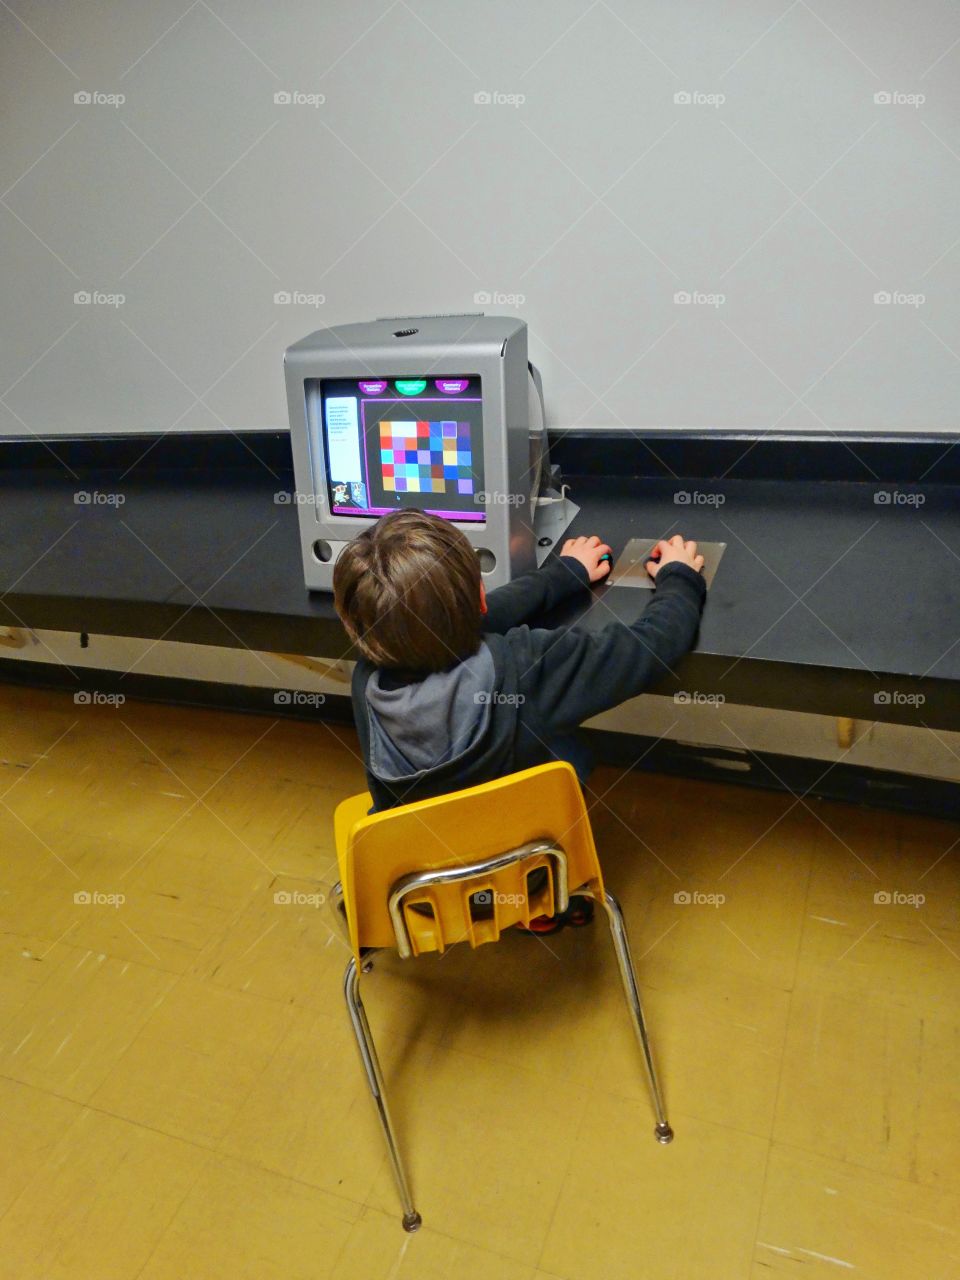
[334,510,706,928]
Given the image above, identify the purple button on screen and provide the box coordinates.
[435,378,470,394]
[358,380,388,395]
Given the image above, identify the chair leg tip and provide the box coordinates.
[402,1211,422,1232]
[655,1122,674,1144]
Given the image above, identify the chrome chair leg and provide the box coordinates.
[328,880,350,943]
[585,887,674,1143]
[343,957,422,1230]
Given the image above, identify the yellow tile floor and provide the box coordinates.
[0,683,958,1278]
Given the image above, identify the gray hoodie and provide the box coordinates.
[352,555,707,811]
[366,644,495,782]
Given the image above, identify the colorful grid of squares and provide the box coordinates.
[379,420,474,495]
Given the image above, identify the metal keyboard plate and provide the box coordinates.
[605,537,726,589]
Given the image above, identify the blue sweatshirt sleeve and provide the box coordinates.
[509,562,707,734]
[481,555,591,635]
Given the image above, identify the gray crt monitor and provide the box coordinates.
[284,315,542,592]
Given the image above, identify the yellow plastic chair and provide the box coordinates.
[331,761,672,1232]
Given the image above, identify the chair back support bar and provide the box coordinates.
[388,842,570,957]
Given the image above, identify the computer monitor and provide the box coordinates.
[316,374,485,524]
[284,315,566,591]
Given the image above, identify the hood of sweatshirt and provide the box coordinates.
[364,642,496,783]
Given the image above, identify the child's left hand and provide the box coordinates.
[560,534,613,583]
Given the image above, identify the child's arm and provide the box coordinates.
[514,539,707,733]
[482,535,612,635]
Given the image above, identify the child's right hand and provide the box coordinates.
[646,535,705,578]
[561,534,614,583]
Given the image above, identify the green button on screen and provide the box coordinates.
[394,379,427,396]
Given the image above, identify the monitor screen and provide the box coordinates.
[311,375,485,523]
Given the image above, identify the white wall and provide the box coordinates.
[2,0,960,440]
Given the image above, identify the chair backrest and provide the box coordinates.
[335,762,603,961]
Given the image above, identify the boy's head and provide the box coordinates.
[333,510,483,672]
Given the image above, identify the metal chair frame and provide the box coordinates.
[331,843,673,1233]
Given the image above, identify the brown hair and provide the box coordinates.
[333,510,482,672]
